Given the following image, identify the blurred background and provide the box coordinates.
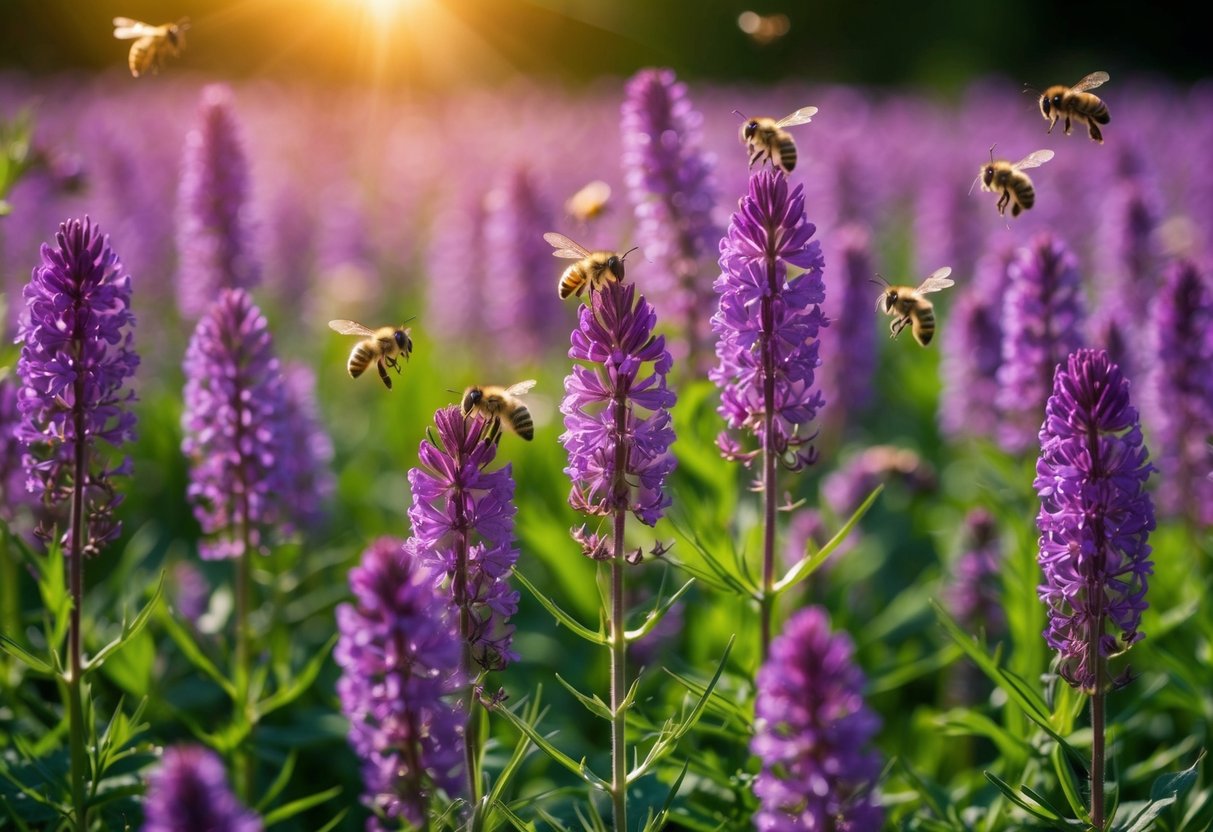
[0,0,1204,90]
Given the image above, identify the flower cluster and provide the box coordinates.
[561,280,677,527]
[278,362,335,534]
[819,224,877,423]
[176,84,258,319]
[181,288,284,560]
[711,170,827,471]
[1144,260,1213,523]
[142,745,262,832]
[1035,349,1155,692]
[947,508,1005,638]
[752,606,883,830]
[335,538,464,828]
[620,67,720,354]
[0,378,28,526]
[408,406,520,671]
[997,234,1087,453]
[16,217,138,554]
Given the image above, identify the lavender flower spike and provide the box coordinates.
[142,745,261,832]
[711,169,827,470]
[752,606,883,830]
[278,362,335,534]
[408,406,520,671]
[17,217,139,553]
[561,280,677,527]
[1144,260,1213,524]
[996,234,1086,453]
[176,84,258,319]
[181,288,285,560]
[335,538,464,828]
[1035,349,1154,692]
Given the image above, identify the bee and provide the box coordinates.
[736,106,818,174]
[461,380,538,441]
[873,267,954,346]
[1037,71,1111,143]
[112,17,189,77]
[974,147,1054,218]
[545,232,637,300]
[327,320,414,390]
[565,180,612,223]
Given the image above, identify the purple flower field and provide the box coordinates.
[1,52,1211,832]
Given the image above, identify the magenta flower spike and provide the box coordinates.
[141,746,261,832]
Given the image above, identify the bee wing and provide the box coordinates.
[328,319,377,337]
[504,379,538,397]
[113,18,159,38]
[544,232,591,259]
[1012,149,1055,170]
[915,267,954,295]
[775,106,818,128]
[1072,71,1109,92]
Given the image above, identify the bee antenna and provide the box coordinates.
[731,109,748,121]
[988,143,996,162]
[400,316,416,326]
[621,246,639,260]
[868,274,889,288]
[1022,82,1040,96]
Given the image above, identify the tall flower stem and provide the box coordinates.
[67,363,88,832]
[609,385,629,831]
[759,253,778,658]
[234,495,253,802]
[451,490,479,806]
[1084,390,1108,830]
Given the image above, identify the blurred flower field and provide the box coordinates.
[0,65,1211,831]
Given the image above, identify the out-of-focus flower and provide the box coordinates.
[561,281,677,528]
[620,67,721,363]
[997,234,1086,453]
[818,224,877,425]
[408,406,520,671]
[1144,260,1213,523]
[1035,349,1154,692]
[278,362,335,535]
[181,289,284,561]
[335,538,464,828]
[711,170,827,471]
[141,745,261,832]
[947,508,1005,638]
[426,188,489,348]
[176,85,258,319]
[483,166,561,364]
[0,377,29,526]
[821,445,936,519]
[752,606,883,830]
[17,217,138,554]
[171,562,210,625]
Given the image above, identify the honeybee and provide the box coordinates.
[974,147,1054,218]
[1038,71,1111,143]
[544,232,636,300]
[327,320,413,390]
[112,17,189,77]
[461,380,537,441]
[873,267,954,346]
[736,106,818,174]
[565,180,612,223]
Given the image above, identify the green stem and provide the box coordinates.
[67,355,88,832]
[234,475,254,801]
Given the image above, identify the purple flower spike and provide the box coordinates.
[996,234,1086,453]
[1,377,31,526]
[142,745,261,832]
[17,217,139,554]
[336,538,464,829]
[278,362,335,534]
[620,68,721,361]
[711,169,827,471]
[752,606,883,830]
[561,281,677,527]
[819,224,877,422]
[176,84,258,319]
[409,406,520,671]
[181,289,284,561]
[1144,260,1213,524]
[1035,349,1155,692]
[947,508,1005,639]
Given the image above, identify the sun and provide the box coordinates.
[360,0,415,25]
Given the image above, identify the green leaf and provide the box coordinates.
[773,484,883,594]
[554,673,613,721]
[624,578,694,643]
[1052,742,1089,822]
[1118,752,1205,832]
[257,635,336,719]
[666,513,754,597]
[513,568,606,645]
[158,608,236,699]
[98,626,155,697]
[487,691,543,809]
[311,808,350,832]
[254,752,298,813]
[86,574,164,674]
[662,668,750,729]
[983,772,1086,829]
[0,633,55,675]
[490,697,608,790]
[260,785,342,825]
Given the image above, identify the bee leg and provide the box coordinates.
[377,360,393,390]
[1088,121,1103,143]
[996,191,1009,214]
[1063,115,1072,135]
[386,355,402,375]
[485,417,503,445]
[889,317,908,339]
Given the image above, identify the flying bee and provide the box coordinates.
[973,146,1054,218]
[565,180,612,223]
[1037,71,1111,143]
[545,232,637,300]
[736,106,818,174]
[873,267,954,346]
[328,319,414,390]
[112,17,189,77]
[461,380,538,442]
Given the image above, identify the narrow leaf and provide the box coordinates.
[774,484,883,593]
[158,609,235,698]
[513,568,606,645]
[260,785,342,825]
[86,573,164,674]
[554,674,613,721]
[258,636,337,718]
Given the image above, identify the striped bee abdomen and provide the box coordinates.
[510,406,535,441]
[777,137,797,172]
